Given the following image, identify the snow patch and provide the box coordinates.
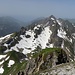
[8,60,15,67]
[49,44,54,48]
[72,33,75,39]
[66,47,70,53]
[4,43,8,47]
[61,41,64,48]
[57,28,71,43]
[0,55,10,65]
[0,60,4,65]
[57,27,66,39]
[69,38,72,43]
[5,56,10,61]
[34,26,39,30]
[0,66,4,74]
[45,21,49,26]
[4,49,11,53]
[35,26,52,49]
[52,24,55,26]
[26,30,32,36]
[34,25,41,30]
[57,20,62,26]
[53,21,56,23]
[37,25,41,27]
[51,18,55,20]
[0,55,7,60]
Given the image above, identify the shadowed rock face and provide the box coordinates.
[18,71,24,75]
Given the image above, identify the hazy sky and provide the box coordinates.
[0,0,75,20]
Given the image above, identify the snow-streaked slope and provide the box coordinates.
[0,33,12,42]
[57,20,62,26]
[0,55,10,65]
[57,27,73,43]
[8,26,52,54]
[0,60,4,65]
[57,27,66,39]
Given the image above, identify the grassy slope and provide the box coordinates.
[32,48,63,58]
[2,51,27,75]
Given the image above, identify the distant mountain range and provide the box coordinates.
[0,16,75,37]
[64,18,75,23]
[0,16,26,37]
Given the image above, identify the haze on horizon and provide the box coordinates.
[0,0,75,22]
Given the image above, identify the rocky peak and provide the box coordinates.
[49,15,56,20]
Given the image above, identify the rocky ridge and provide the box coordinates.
[0,15,75,75]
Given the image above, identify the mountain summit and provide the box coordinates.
[0,15,75,75]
